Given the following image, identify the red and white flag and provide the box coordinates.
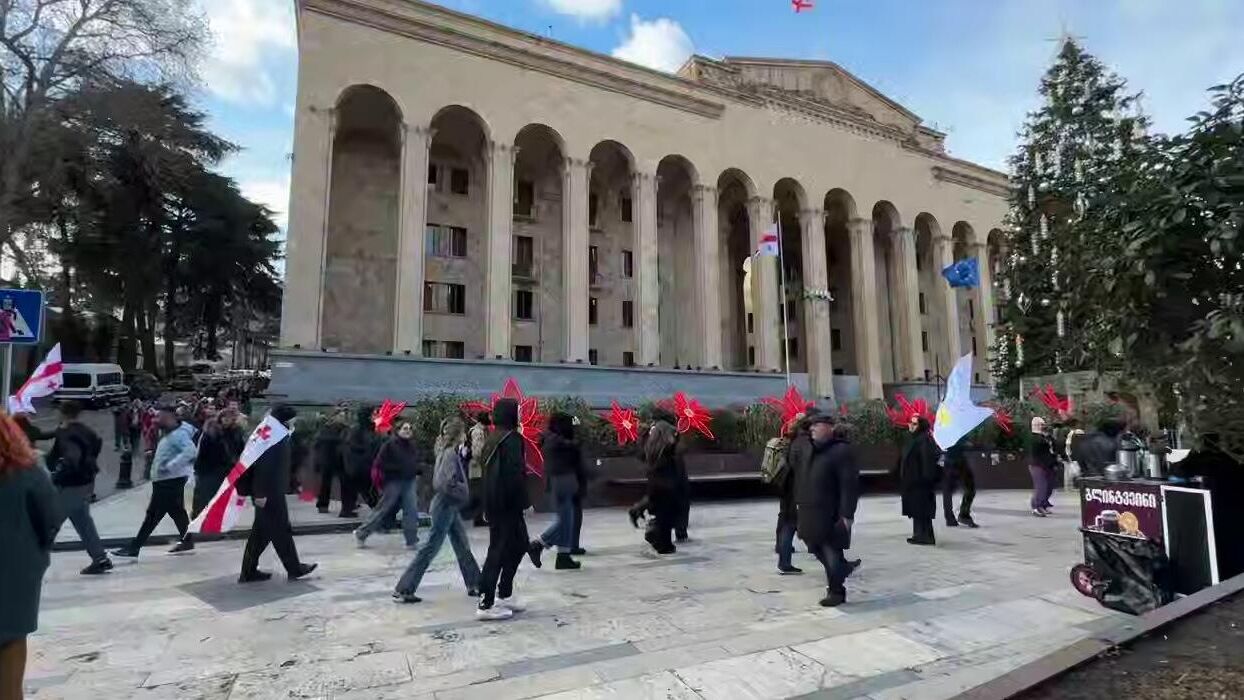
[189,414,290,534]
[7,343,63,414]
[755,227,780,258]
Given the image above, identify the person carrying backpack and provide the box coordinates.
[767,410,809,575]
[43,401,111,575]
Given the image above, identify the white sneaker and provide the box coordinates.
[353,529,368,548]
[498,596,526,613]
[476,605,514,621]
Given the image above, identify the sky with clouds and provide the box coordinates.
[196,0,1244,238]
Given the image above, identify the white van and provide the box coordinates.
[56,363,129,407]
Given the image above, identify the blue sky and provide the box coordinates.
[197,0,1244,236]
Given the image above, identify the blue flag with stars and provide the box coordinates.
[941,257,980,289]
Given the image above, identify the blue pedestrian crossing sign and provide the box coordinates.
[0,289,44,345]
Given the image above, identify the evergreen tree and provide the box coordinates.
[993,39,1146,391]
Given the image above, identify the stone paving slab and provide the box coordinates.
[28,491,1128,699]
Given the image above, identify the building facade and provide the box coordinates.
[282,0,1010,402]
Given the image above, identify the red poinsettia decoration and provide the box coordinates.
[762,385,815,436]
[462,378,547,477]
[1031,385,1072,418]
[605,401,640,446]
[991,405,1015,435]
[660,391,715,440]
[372,400,407,434]
[886,393,935,428]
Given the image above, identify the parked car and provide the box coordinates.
[55,363,129,407]
[168,367,197,392]
[124,370,162,401]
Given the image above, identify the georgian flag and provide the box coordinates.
[189,414,290,534]
[7,343,63,414]
[755,227,780,258]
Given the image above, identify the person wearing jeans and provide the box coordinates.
[354,422,423,548]
[42,402,112,575]
[1029,417,1059,517]
[532,413,586,570]
[393,417,480,602]
[113,406,198,558]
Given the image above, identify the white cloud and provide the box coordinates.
[241,178,291,232]
[611,14,694,73]
[201,0,296,105]
[542,0,621,22]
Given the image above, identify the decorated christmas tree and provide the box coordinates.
[992,38,1147,391]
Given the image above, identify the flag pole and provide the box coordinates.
[777,215,791,386]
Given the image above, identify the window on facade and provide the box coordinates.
[622,249,633,278]
[588,192,599,228]
[428,163,439,186]
[513,345,533,363]
[786,300,797,322]
[916,253,923,271]
[620,192,633,223]
[968,299,975,320]
[623,351,635,367]
[831,328,843,351]
[788,337,799,360]
[422,340,465,359]
[833,368,845,376]
[514,289,534,320]
[972,336,978,354]
[588,349,598,366]
[922,331,930,352]
[450,167,469,195]
[513,235,534,277]
[748,346,755,366]
[424,282,466,315]
[426,224,467,258]
[919,292,927,315]
[589,297,598,325]
[515,180,535,218]
[588,245,600,285]
[975,373,982,383]
[925,369,932,381]
[747,313,754,334]
[622,300,634,328]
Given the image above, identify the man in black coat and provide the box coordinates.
[44,402,112,575]
[476,398,538,620]
[313,407,352,516]
[239,405,317,583]
[942,442,978,528]
[899,415,942,545]
[795,415,861,607]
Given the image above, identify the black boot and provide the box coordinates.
[819,588,846,607]
[555,553,581,570]
[945,515,960,527]
[527,540,544,569]
[959,514,979,528]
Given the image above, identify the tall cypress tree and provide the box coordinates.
[993,39,1146,391]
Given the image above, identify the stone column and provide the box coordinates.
[279,105,335,349]
[692,184,723,369]
[974,242,997,377]
[748,196,781,372]
[848,217,883,399]
[889,227,924,381]
[633,172,660,366]
[484,140,517,360]
[562,157,592,363]
[801,208,834,399]
[934,234,962,367]
[393,124,434,354]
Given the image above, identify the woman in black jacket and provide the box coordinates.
[192,409,245,518]
[533,413,586,570]
[642,420,682,555]
[353,421,423,548]
[898,415,941,545]
[477,398,538,620]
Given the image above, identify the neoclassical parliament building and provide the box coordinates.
[275,0,1009,406]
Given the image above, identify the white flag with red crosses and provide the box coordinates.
[189,414,290,534]
[7,343,63,414]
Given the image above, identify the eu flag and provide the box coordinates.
[941,257,980,289]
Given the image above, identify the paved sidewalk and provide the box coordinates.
[28,491,1126,700]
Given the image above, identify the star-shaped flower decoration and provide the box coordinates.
[992,405,1015,435]
[462,378,547,477]
[886,393,935,428]
[761,385,815,436]
[663,391,714,440]
[605,401,639,445]
[1030,385,1072,418]
[372,399,406,434]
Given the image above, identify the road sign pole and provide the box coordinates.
[1,344,11,404]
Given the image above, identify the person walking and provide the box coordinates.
[467,412,491,527]
[1029,417,1059,517]
[795,417,861,607]
[641,420,682,555]
[354,421,423,548]
[673,442,692,543]
[191,407,245,519]
[898,415,941,546]
[42,402,111,574]
[112,406,198,558]
[239,405,318,583]
[774,412,810,575]
[942,441,978,528]
[314,406,353,516]
[0,412,65,700]
[531,413,586,570]
[342,406,381,517]
[476,398,539,621]
[392,416,481,603]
